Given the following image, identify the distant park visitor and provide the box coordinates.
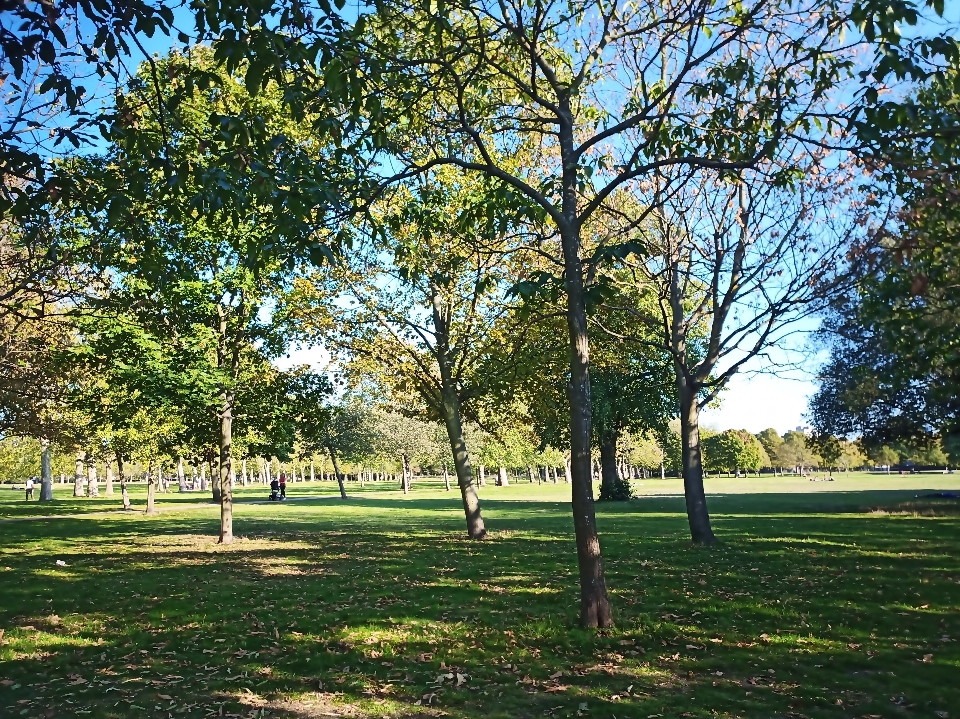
[25,476,35,500]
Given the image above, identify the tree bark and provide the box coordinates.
[556,96,612,627]
[479,465,486,486]
[328,444,348,499]
[599,432,619,500]
[117,453,131,510]
[528,466,535,483]
[219,387,236,544]
[310,460,315,482]
[442,463,451,491]
[497,466,509,486]
[39,439,53,501]
[73,454,85,496]
[104,458,114,495]
[145,458,157,515]
[677,378,716,544]
[210,455,221,504]
[86,453,99,497]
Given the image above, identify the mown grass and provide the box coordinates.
[0,476,958,719]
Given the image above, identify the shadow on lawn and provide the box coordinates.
[0,501,958,719]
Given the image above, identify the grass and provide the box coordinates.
[0,474,958,719]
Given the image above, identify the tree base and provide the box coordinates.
[598,476,634,502]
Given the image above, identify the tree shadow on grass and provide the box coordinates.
[0,502,958,719]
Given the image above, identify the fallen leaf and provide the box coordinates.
[158,694,172,700]
[549,671,564,680]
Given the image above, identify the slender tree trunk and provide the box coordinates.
[177,456,186,492]
[117,454,131,510]
[145,458,157,515]
[660,462,666,480]
[498,466,509,486]
[104,458,114,495]
[310,460,315,482]
[39,439,53,501]
[528,466,535,483]
[539,466,546,484]
[219,384,236,544]
[552,466,559,484]
[327,444,348,499]
[442,463,451,491]
[242,457,248,487]
[210,455,221,504]
[556,104,612,627]
[677,378,716,544]
[86,453,99,497]
[479,465,486,486]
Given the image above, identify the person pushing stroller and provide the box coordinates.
[269,475,282,501]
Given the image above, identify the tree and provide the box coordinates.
[777,431,821,473]
[756,429,785,469]
[703,431,745,477]
[870,445,900,471]
[68,47,328,543]
[281,168,541,537]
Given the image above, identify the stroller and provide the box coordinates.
[269,477,284,501]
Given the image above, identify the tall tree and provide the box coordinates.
[282,167,541,538]
[357,0,889,626]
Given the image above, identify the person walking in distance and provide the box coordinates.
[278,471,287,499]
[25,476,36,500]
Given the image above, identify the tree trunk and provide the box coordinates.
[551,466,559,484]
[177,456,186,492]
[73,454,85,496]
[39,439,53,501]
[599,432,620,500]
[677,378,716,544]
[219,385,236,544]
[86,453,99,497]
[241,457,248,486]
[210,455,221,504]
[442,463,451,491]
[117,453,131,510]
[497,466,509,486]
[145,458,157,515]
[310,460,315,482]
[479,465,486,486]
[328,444,348,499]
[402,456,414,492]
[556,110,612,627]
[528,466,535,483]
[660,462,665,480]
[104,458,114,495]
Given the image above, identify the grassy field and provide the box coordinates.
[0,474,958,719]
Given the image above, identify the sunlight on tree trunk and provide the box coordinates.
[39,440,53,502]
[145,458,157,515]
[104,458,114,496]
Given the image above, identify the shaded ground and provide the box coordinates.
[0,478,958,719]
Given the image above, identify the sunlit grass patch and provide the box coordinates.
[1,478,959,718]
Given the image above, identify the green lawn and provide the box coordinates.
[1,475,958,719]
